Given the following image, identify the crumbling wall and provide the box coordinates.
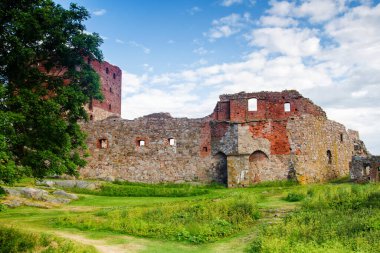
[287,115,356,183]
[80,90,365,187]
[80,114,226,184]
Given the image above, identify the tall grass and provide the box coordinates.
[247,184,380,252]
[55,194,260,243]
[0,225,96,253]
[66,182,210,197]
[249,180,299,188]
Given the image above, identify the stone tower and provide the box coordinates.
[87,60,122,121]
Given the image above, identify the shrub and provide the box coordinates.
[284,192,305,202]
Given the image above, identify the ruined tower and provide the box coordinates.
[86,60,122,121]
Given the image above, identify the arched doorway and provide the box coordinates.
[213,152,227,185]
[249,150,269,183]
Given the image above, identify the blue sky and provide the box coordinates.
[55,0,380,154]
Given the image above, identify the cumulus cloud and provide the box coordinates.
[205,13,252,41]
[249,27,320,57]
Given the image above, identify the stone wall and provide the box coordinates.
[80,113,226,184]
[80,90,366,187]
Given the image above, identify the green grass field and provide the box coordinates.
[0,179,379,253]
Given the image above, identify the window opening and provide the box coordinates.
[203,147,208,152]
[138,140,145,146]
[106,67,109,74]
[90,115,93,121]
[113,73,116,79]
[340,133,343,142]
[109,104,112,111]
[109,87,113,93]
[248,98,257,111]
[168,138,175,146]
[284,102,291,112]
[98,139,108,149]
[327,150,332,164]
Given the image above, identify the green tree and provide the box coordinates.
[0,0,104,183]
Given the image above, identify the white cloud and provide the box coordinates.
[205,13,252,41]
[221,0,243,7]
[267,1,295,16]
[295,0,346,23]
[93,9,106,16]
[259,15,298,27]
[127,41,151,54]
[249,27,320,57]
[187,6,202,15]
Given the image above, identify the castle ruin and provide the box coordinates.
[81,62,378,186]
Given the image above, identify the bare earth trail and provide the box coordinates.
[54,231,146,253]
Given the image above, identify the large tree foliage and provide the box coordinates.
[0,0,104,183]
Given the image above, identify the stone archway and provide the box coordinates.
[213,152,228,185]
[249,150,269,183]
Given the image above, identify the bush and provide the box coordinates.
[284,192,305,202]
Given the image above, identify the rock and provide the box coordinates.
[19,187,49,201]
[36,180,55,187]
[104,176,115,182]
[2,187,49,201]
[53,180,77,188]
[53,190,78,200]
[75,180,99,190]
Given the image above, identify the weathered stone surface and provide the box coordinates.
[37,180,100,190]
[0,187,78,208]
[80,90,371,187]
[53,190,78,200]
[2,187,49,201]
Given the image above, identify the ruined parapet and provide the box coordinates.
[213,90,326,122]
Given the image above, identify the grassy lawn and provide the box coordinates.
[0,179,378,252]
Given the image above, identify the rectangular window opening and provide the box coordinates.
[284,102,291,112]
[138,140,145,146]
[248,98,257,111]
[98,139,108,149]
[168,138,175,146]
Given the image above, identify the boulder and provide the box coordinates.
[53,190,78,200]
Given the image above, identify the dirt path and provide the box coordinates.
[54,231,145,253]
